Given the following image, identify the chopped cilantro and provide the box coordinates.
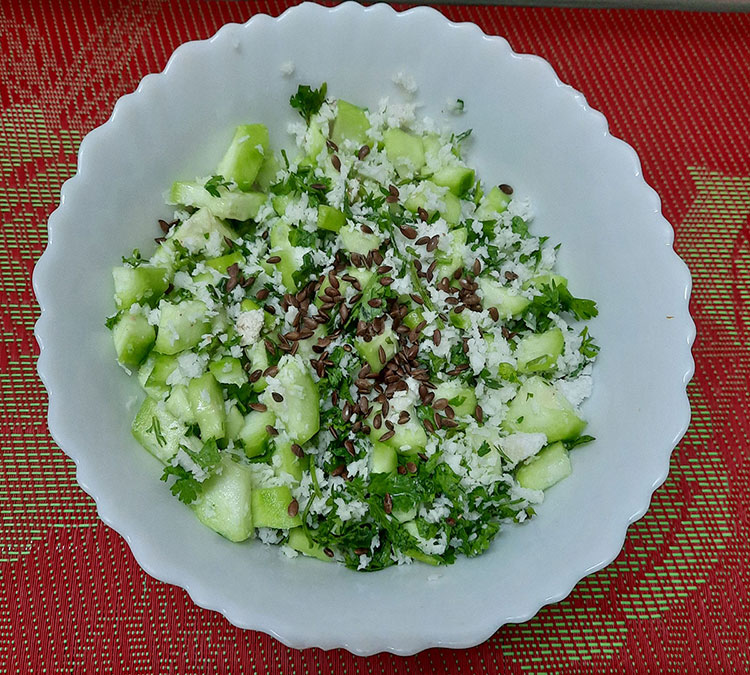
[147,416,166,447]
[289,82,327,123]
[104,312,122,330]
[121,249,143,267]
[160,465,200,504]
[203,174,232,198]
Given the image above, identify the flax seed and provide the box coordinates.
[383,493,393,514]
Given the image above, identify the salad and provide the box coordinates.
[107,83,598,570]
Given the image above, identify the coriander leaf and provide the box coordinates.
[455,128,472,144]
[122,248,143,267]
[160,465,201,504]
[192,438,221,471]
[204,175,232,198]
[362,191,386,211]
[288,227,317,248]
[270,165,331,207]
[289,83,327,124]
[564,435,596,450]
[147,416,166,447]
[104,311,122,330]
[524,280,598,331]
[476,441,492,457]
[292,250,317,290]
[511,215,529,238]
[579,326,600,359]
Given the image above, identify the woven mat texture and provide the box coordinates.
[1,1,748,672]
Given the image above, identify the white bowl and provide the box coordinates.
[33,1,694,655]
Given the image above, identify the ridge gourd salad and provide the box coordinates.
[107,83,599,570]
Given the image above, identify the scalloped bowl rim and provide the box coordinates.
[33,1,694,655]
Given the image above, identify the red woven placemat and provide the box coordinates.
[2,1,748,671]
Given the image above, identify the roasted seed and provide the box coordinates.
[472,259,482,276]
[158,219,171,233]
[504,270,518,281]
[432,329,441,346]
[415,235,430,246]
[426,236,440,252]
[368,298,382,308]
[263,365,279,378]
[324,547,335,558]
[266,255,281,264]
[410,293,424,305]
[361,224,374,235]
[291,443,305,459]
[388,184,399,197]
[249,402,267,412]
[406,461,417,474]
[265,425,278,437]
[417,207,429,222]
[326,138,339,152]
[378,345,387,364]
[383,493,393,515]
[499,183,514,195]
[358,144,370,160]
[423,418,435,434]
[310,183,327,190]
[257,288,270,301]
[331,464,346,477]
[264,305,276,315]
[331,155,341,172]
[397,465,407,475]
[400,225,418,240]
[272,392,284,403]
[475,405,484,423]
[354,547,369,556]
[287,499,299,517]
[489,306,500,322]
[379,430,395,442]
[433,398,449,411]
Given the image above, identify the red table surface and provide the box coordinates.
[1,1,749,672]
